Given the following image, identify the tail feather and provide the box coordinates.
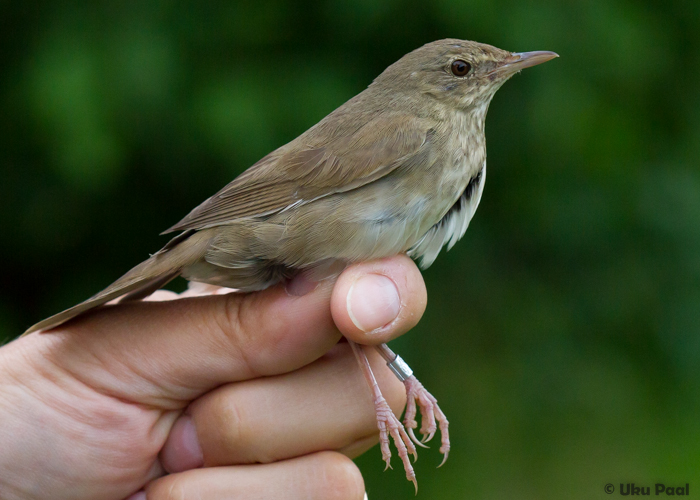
[21,272,179,336]
[118,271,180,303]
[22,230,211,336]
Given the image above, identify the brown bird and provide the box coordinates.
[24,39,557,490]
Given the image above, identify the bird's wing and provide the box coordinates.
[163,114,433,233]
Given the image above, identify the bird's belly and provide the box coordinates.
[271,178,440,264]
[182,184,430,290]
[262,157,483,265]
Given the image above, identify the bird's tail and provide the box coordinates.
[22,230,210,336]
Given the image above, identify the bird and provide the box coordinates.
[23,39,557,491]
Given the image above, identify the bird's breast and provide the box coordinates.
[406,159,486,268]
[404,110,488,267]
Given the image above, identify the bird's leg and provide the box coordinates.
[375,344,450,467]
[348,340,417,491]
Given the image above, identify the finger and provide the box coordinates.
[18,254,424,408]
[20,276,340,407]
[148,451,365,500]
[331,254,427,345]
[160,343,405,471]
[337,433,379,458]
[142,290,180,301]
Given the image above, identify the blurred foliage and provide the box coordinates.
[2,0,700,498]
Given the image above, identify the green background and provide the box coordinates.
[2,1,699,498]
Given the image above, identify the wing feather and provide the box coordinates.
[164,114,432,233]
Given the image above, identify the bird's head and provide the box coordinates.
[374,39,558,113]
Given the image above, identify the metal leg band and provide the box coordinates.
[387,354,413,381]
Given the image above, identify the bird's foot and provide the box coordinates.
[403,375,450,466]
[374,392,418,492]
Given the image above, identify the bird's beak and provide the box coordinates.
[490,51,559,78]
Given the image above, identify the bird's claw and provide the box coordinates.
[403,375,450,466]
[374,393,418,486]
[407,427,430,448]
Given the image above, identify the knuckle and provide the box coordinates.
[216,293,245,341]
[200,384,278,465]
[315,452,365,500]
[208,293,260,377]
[209,392,253,461]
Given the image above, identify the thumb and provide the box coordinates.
[331,254,427,345]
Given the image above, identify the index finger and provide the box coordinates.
[16,255,427,408]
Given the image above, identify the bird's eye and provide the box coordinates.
[451,60,472,77]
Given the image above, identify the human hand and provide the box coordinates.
[0,255,427,500]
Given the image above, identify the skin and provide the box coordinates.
[0,255,427,500]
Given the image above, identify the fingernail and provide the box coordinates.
[161,415,204,473]
[285,272,318,297]
[347,274,400,332]
[125,492,146,500]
